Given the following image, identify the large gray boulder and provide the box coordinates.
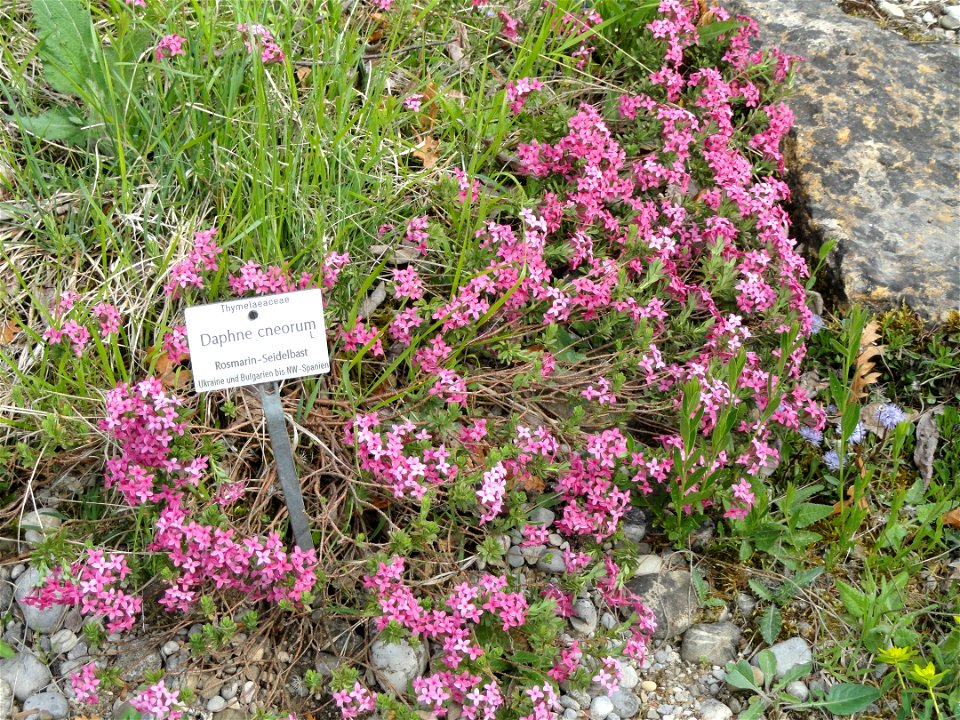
[728,0,959,321]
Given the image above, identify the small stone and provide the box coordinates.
[559,695,581,711]
[755,637,813,679]
[207,695,228,712]
[681,622,741,666]
[620,664,639,690]
[0,681,12,718]
[610,689,640,718]
[507,546,525,568]
[922,11,936,24]
[634,555,663,576]
[785,680,809,702]
[315,652,341,678]
[563,709,578,720]
[369,637,428,695]
[878,1,905,18]
[239,680,256,704]
[117,646,162,683]
[520,544,546,565]
[697,699,733,720]
[608,715,620,720]
[18,510,62,547]
[940,14,960,29]
[601,612,618,630]
[548,533,564,547]
[590,695,614,720]
[161,640,181,656]
[221,680,241,701]
[640,680,657,692]
[570,599,599,635]
[23,690,69,720]
[165,651,189,673]
[735,593,757,619]
[48,629,79,655]
[14,568,66,633]
[529,508,555,526]
[0,652,51,702]
[536,549,566,573]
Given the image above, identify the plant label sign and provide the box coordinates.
[184,288,330,393]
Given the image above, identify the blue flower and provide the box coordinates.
[799,426,823,447]
[876,403,906,430]
[823,450,841,471]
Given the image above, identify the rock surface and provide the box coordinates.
[626,571,698,640]
[369,637,428,695]
[754,636,814,678]
[681,622,742,666]
[729,0,960,321]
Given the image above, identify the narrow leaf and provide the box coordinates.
[759,605,782,645]
[12,108,86,144]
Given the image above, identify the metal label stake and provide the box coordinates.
[257,381,315,552]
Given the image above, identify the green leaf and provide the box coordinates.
[31,0,102,98]
[757,649,778,684]
[759,605,782,645]
[738,697,766,720]
[790,567,825,589]
[817,683,881,715]
[794,502,834,528]
[724,660,761,692]
[747,578,773,601]
[697,18,743,44]
[835,579,867,619]
[12,108,87,144]
[780,662,814,686]
[0,639,15,659]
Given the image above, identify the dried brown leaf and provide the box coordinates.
[412,135,440,168]
[914,406,944,486]
[943,507,960,529]
[831,485,870,515]
[0,319,18,344]
[850,324,885,401]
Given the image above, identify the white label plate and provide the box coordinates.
[184,288,330,392]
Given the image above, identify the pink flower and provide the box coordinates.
[505,77,543,114]
[130,680,184,720]
[155,34,186,62]
[237,23,284,64]
[70,662,100,704]
[125,0,146,7]
[403,93,424,111]
[91,303,121,339]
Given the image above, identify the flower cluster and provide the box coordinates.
[25,550,142,633]
[237,23,284,64]
[163,227,222,299]
[505,77,544,114]
[43,291,120,355]
[130,680,185,720]
[70,662,100,704]
[155,33,186,62]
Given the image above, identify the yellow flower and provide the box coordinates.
[910,661,946,688]
[877,646,916,665]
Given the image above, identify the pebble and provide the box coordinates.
[563,709,578,720]
[941,14,960,30]
[221,680,241,701]
[759,637,813,679]
[590,695,614,720]
[207,695,228,712]
[48,629,79,655]
[1,652,52,702]
[640,680,657,692]
[571,598,599,635]
[697,699,733,720]
[559,695,581,710]
[18,509,62,547]
[239,680,256,704]
[22,690,69,720]
[634,555,662,576]
[521,544,546,565]
[620,663,639,690]
[161,640,181,656]
[610,689,640,718]
[0,680,13,719]
[536,550,566,573]
[878,1,905,18]
[14,568,66,634]
[681,622,741,666]
[369,637,428,694]
[529,507,555,526]
[507,546,525,568]
[786,680,810,701]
